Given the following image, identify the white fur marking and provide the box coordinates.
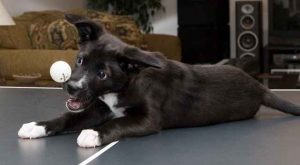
[18,122,47,139]
[69,75,87,89]
[99,93,126,118]
[77,129,101,148]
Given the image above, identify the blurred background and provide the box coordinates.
[1,0,300,89]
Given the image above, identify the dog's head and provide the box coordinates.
[63,14,165,112]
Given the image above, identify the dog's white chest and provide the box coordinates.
[99,93,126,118]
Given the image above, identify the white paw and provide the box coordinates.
[77,129,101,148]
[18,122,47,139]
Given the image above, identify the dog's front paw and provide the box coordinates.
[77,129,101,148]
[18,122,47,139]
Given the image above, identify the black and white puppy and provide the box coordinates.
[18,15,300,148]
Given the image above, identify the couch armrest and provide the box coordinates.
[143,34,181,61]
[0,49,78,80]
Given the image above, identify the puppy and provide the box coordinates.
[18,14,300,148]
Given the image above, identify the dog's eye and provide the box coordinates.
[97,71,107,80]
[77,57,83,65]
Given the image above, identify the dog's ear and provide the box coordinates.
[120,47,165,68]
[65,14,105,43]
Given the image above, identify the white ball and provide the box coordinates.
[50,61,72,83]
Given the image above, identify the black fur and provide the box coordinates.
[33,14,300,146]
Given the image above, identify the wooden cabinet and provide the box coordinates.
[178,0,229,64]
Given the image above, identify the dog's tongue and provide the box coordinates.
[66,98,82,111]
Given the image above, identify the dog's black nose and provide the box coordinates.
[63,82,79,95]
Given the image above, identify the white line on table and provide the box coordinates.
[0,86,62,89]
[271,89,300,92]
[2,87,300,92]
[79,141,119,165]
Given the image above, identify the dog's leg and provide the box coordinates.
[76,114,160,147]
[18,101,112,139]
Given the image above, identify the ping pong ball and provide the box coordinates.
[50,61,72,83]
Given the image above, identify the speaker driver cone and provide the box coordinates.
[239,53,256,59]
[240,15,255,29]
[241,4,254,14]
[237,31,258,51]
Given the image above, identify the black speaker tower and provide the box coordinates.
[235,0,262,71]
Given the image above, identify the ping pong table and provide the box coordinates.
[1,87,300,165]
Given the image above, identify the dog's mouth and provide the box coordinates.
[66,96,93,112]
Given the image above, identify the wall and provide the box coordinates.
[2,0,86,16]
[151,0,178,36]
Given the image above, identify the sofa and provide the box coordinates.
[0,9,181,87]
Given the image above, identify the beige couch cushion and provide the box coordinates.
[67,9,147,49]
[0,10,65,49]
[0,9,147,50]
[0,49,77,80]
[0,21,32,49]
[144,34,182,61]
[29,19,79,50]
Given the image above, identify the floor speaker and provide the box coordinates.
[235,1,262,65]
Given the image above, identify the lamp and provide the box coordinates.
[0,0,15,25]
